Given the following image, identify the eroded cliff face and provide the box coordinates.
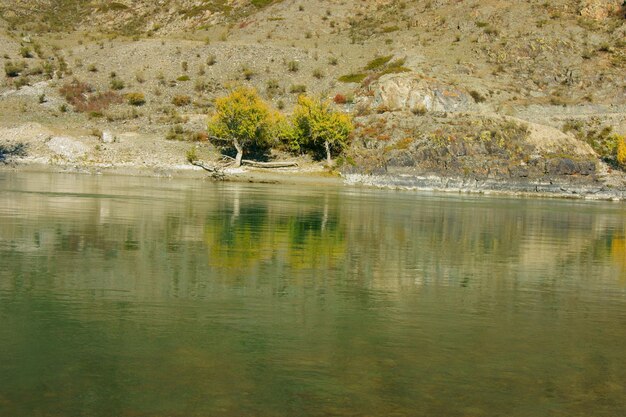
[343,72,623,195]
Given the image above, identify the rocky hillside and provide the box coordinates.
[0,0,625,194]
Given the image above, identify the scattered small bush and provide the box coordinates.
[110,79,125,90]
[4,61,27,77]
[338,73,367,83]
[177,75,191,82]
[242,66,255,80]
[172,95,191,106]
[411,104,427,115]
[469,90,486,103]
[289,84,307,93]
[365,55,393,71]
[287,60,299,72]
[125,92,146,106]
[312,68,324,79]
[333,94,347,104]
[60,79,123,113]
[60,79,93,103]
[19,47,33,58]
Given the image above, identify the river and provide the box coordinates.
[1,172,625,417]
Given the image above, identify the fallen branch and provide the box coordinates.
[190,160,226,180]
[220,155,298,168]
[241,160,299,168]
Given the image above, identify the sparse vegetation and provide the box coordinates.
[59,79,123,113]
[563,121,626,168]
[0,0,624,191]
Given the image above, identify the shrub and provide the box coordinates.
[77,91,123,113]
[365,55,393,71]
[411,104,427,115]
[126,92,146,106]
[19,47,33,58]
[312,68,324,79]
[60,79,122,112]
[59,79,93,104]
[4,61,27,77]
[110,79,125,90]
[289,84,307,93]
[287,60,299,72]
[177,75,190,81]
[469,90,486,103]
[242,66,255,80]
[333,94,347,104]
[266,79,280,91]
[338,73,367,83]
[172,95,191,106]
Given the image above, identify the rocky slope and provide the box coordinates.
[0,0,625,197]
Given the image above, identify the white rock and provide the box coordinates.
[46,137,89,160]
[102,131,115,143]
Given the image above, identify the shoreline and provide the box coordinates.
[2,159,625,202]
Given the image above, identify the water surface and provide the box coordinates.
[1,172,625,417]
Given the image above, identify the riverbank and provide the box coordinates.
[3,157,626,201]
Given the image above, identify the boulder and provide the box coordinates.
[361,73,473,113]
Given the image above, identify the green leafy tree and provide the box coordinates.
[292,95,353,165]
[208,87,277,167]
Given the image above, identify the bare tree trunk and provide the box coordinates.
[233,138,244,168]
[325,140,333,166]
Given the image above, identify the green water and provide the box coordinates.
[1,172,625,417]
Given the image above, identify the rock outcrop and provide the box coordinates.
[580,0,624,20]
[358,73,474,114]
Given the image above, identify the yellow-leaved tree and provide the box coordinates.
[617,135,626,169]
[208,87,279,167]
[292,95,353,165]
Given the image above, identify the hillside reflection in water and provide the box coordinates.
[1,172,625,417]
